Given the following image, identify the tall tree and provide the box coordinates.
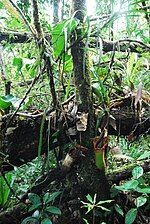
[71,0,110,209]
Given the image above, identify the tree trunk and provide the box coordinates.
[71,0,110,207]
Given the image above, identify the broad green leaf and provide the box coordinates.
[0,94,16,109]
[114,204,124,216]
[28,204,41,212]
[13,57,23,71]
[0,173,13,206]
[137,151,150,160]
[32,210,40,218]
[41,218,52,224]
[132,166,143,179]
[86,194,93,203]
[21,217,38,224]
[92,80,108,104]
[53,35,64,57]
[46,206,61,215]
[135,196,147,208]
[63,54,73,72]
[92,82,102,102]
[43,191,61,204]
[0,2,4,9]
[136,187,150,194]
[28,193,41,205]
[115,180,139,191]
[52,19,79,57]
[127,53,135,78]
[125,208,137,224]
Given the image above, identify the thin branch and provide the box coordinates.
[4,68,43,129]
[31,0,58,108]
[8,0,35,37]
[32,0,43,39]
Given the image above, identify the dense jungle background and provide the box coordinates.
[0,0,150,223]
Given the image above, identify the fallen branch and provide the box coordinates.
[1,106,149,172]
[0,31,149,54]
[107,160,150,184]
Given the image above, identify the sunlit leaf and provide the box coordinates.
[0,1,4,9]
[0,173,13,206]
[83,218,90,224]
[41,218,52,224]
[114,204,124,216]
[46,206,61,215]
[97,199,113,205]
[137,151,150,160]
[21,217,38,224]
[98,206,110,212]
[52,19,79,57]
[13,57,23,71]
[132,166,143,179]
[136,187,150,194]
[86,194,93,203]
[43,191,61,204]
[115,180,139,191]
[28,193,41,205]
[125,208,137,224]
[0,94,17,109]
[135,196,147,208]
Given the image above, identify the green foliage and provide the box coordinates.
[114,204,124,217]
[125,208,137,224]
[113,165,149,223]
[0,0,149,223]
[13,57,23,71]
[0,1,4,9]
[52,18,79,57]
[0,172,14,207]
[0,94,17,109]
[82,194,113,214]
[132,166,143,179]
[21,191,62,224]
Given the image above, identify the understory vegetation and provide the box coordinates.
[0,0,149,223]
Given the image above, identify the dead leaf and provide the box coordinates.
[123,86,131,97]
[70,102,78,117]
[76,113,88,132]
[6,127,17,135]
[134,81,142,109]
[110,145,122,155]
[109,115,117,130]
[66,127,77,136]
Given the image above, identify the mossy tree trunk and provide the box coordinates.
[71,0,95,146]
[71,0,110,204]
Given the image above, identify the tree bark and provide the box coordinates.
[70,0,110,206]
[0,31,149,53]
